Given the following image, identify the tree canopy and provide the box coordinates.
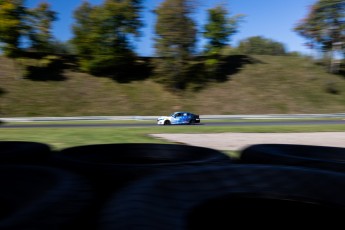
[71,0,143,76]
[294,0,345,55]
[0,0,26,57]
[0,0,58,56]
[153,0,197,90]
[238,36,286,56]
[26,2,57,53]
[203,5,244,55]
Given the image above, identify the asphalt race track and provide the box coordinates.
[1,119,345,128]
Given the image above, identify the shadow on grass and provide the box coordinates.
[186,55,263,91]
[0,88,5,96]
[338,66,345,79]
[91,55,261,86]
[22,54,261,85]
[214,55,263,82]
[111,57,153,83]
[0,88,5,118]
[88,56,153,83]
[23,55,77,81]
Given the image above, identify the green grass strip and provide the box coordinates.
[1,124,344,150]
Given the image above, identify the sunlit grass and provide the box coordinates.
[1,124,344,150]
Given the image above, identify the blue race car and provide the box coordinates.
[157,112,200,125]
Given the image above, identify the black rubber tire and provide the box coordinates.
[52,143,232,186]
[51,143,232,195]
[51,143,232,228]
[0,165,93,230]
[238,144,345,173]
[0,141,52,165]
[164,120,171,125]
[99,164,345,229]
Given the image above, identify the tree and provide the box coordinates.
[237,36,286,55]
[71,1,95,62]
[71,0,143,76]
[203,5,244,55]
[294,0,345,71]
[0,0,26,57]
[153,0,197,90]
[26,2,57,53]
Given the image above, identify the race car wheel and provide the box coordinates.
[164,120,171,125]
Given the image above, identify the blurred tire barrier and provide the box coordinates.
[4,142,345,229]
[238,144,345,173]
[0,141,52,165]
[99,164,345,229]
[51,143,233,228]
[0,165,93,230]
[52,143,232,187]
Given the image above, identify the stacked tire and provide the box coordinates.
[0,141,52,165]
[0,141,93,230]
[238,143,345,172]
[99,164,345,229]
[50,143,233,228]
[95,143,345,229]
[2,141,345,229]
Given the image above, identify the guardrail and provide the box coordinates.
[1,113,345,122]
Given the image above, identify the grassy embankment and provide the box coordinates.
[1,54,345,117]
